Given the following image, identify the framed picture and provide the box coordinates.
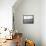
[23,15,34,24]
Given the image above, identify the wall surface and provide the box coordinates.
[41,0,46,46]
[13,0,41,46]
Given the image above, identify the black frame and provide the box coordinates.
[23,15,34,24]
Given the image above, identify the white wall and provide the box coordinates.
[13,0,41,46]
[0,0,16,30]
[41,0,46,46]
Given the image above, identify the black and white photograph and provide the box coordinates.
[23,15,34,24]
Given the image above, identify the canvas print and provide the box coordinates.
[23,15,34,24]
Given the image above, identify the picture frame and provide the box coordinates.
[23,15,34,24]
